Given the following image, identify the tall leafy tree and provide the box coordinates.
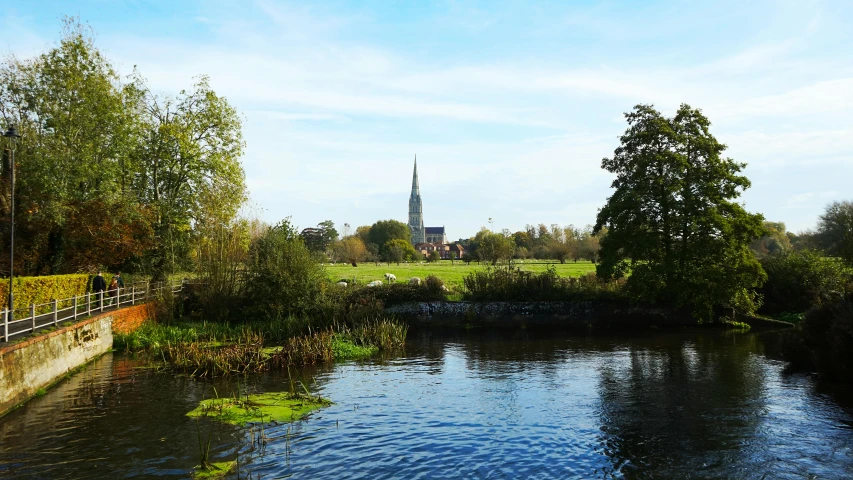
[367,219,411,257]
[594,104,765,319]
[133,75,246,279]
[0,18,148,273]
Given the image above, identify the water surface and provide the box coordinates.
[2,328,852,479]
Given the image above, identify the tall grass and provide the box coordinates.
[118,317,408,377]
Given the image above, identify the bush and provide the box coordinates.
[462,265,626,302]
[759,249,852,314]
[780,292,853,380]
[339,281,447,314]
[0,274,90,314]
[243,220,330,323]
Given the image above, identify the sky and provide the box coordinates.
[2,0,852,240]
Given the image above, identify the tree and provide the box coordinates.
[317,220,338,251]
[368,220,411,254]
[301,220,338,253]
[750,221,792,257]
[428,250,441,263]
[0,18,150,273]
[548,240,571,264]
[384,238,417,265]
[594,104,766,319]
[474,229,515,265]
[0,18,247,277]
[760,249,850,314]
[134,74,246,279]
[335,236,367,267]
[355,225,372,244]
[817,201,853,266]
[449,251,458,264]
[244,219,327,321]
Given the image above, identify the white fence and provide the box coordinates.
[1,281,184,343]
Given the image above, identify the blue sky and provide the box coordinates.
[3,0,852,239]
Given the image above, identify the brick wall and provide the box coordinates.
[111,303,156,334]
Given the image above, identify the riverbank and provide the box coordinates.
[386,301,795,329]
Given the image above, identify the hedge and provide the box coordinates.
[0,274,91,314]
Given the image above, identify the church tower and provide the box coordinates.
[408,155,426,245]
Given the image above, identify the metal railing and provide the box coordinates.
[1,281,184,343]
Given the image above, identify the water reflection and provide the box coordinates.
[1,329,852,479]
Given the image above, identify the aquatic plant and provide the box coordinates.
[119,317,408,376]
[187,391,331,426]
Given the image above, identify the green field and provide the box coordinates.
[325,260,597,288]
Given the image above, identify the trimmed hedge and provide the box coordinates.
[0,274,91,313]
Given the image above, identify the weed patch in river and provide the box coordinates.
[193,460,236,479]
[119,317,408,377]
[187,391,332,426]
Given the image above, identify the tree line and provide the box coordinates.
[0,18,245,280]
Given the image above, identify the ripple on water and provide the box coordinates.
[2,330,853,479]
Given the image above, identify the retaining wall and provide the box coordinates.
[0,303,153,417]
[387,301,695,327]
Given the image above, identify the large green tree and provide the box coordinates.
[0,18,148,273]
[0,18,246,277]
[367,219,411,257]
[132,74,245,279]
[594,104,765,319]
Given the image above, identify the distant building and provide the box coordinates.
[407,155,447,246]
[425,227,447,245]
[415,242,463,260]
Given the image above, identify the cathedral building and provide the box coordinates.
[407,156,447,246]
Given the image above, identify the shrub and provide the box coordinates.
[759,249,851,314]
[780,292,853,380]
[462,265,626,302]
[243,220,329,322]
[0,274,90,314]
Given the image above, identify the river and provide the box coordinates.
[1,327,852,479]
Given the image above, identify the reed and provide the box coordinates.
[123,317,408,376]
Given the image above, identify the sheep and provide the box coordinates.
[367,280,384,287]
[440,285,449,292]
[384,273,397,283]
[409,277,422,286]
[337,281,348,287]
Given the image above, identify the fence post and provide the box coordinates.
[53,299,58,326]
[30,303,36,333]
[131,286,136,305]
[117,287,121,308]
[100,291,104,312]
[3,308,7,343]
[73,296,78,322]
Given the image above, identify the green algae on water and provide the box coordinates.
[187,392,332,426]
[193,460,236,479]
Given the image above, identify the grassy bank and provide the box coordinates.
[326,260,597,288]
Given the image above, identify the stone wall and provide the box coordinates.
[386,301,695,327]
[0,303,153,417]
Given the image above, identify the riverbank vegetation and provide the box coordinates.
[463,265,626,302]
[116,317,407,377]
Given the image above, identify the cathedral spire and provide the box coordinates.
[408,154,425,244]
[411,155,420,195]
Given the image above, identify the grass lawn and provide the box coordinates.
[324,260,597,287]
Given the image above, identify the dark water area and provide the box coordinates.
[2,327,853,479]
